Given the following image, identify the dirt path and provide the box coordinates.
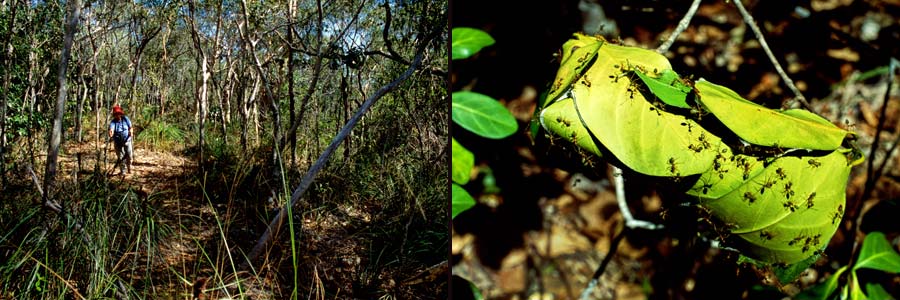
[54,135,239,297]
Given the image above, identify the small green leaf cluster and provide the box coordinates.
[796,232,900,300]
[450,28,517,219]
[535,33,864,266]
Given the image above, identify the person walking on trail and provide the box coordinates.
[109,105,134,175]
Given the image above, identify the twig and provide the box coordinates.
[24,252,86,300]
[656,0,703,54]
[579,225,628,300]
[732,0,812,111]
[848,58,897,266]
[612,166,664,230]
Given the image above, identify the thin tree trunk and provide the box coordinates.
[188,0,209,172]
[287,0,297,168]
[239,0,283,194]
[127,20,161,108]
[0,0,18,186]
[238,70,248,153]
[43,0,81,202]
[75,74,86,142]
[159,23,169,116]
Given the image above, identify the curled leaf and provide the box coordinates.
[695,79,852,151]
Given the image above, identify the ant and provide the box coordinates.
[782,182,795,199]
[743,192,757,204]
[775,167,787,180]
[805,192,816,209]
[808,159,822,168]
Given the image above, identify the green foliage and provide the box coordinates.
[634,68,692,109]
[136,120,185,151]
[451,27,511,224]
[451,27,495,60]
[797,232,899,300]
[452,184,475,219]
[536,33,864,266]
[451,91,517,139]
[452,138,474,184]
[854,231,900,273]
[695,79,854,150]
[540,39,718,177]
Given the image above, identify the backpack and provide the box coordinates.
[113,116,132,143]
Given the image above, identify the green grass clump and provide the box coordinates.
[136,121,185,152]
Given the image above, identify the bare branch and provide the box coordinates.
[612,166,664,230]
[656,0,702,54]
[579,225,628,300]
[733,0,812,110]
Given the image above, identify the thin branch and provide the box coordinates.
[848,58,897,266]
[381,0,410,65]
[579,225,628,300]
[612,166,664,230]
[656,0,702,53]
[863,59,898,197]
[733,0,812,111]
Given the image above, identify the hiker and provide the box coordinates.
[108,105,134,175]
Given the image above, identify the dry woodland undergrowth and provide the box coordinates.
[2,123,442,299]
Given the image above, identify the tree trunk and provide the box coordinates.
[280,0,325,151]
[75,74,86,142]
[287,0,297,168]
[188,0,209,172]
[239,0,283,194]
[159,23,169,116]
[0,0,18,186]
[43,0,82,202]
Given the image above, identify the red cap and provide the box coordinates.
[112,105,124,115]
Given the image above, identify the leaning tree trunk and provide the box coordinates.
[43,0,82,203]
[241,26,438,271]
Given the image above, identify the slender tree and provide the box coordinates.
[187,0,209,173]
[43,0,82,202]
[0,1,19,185]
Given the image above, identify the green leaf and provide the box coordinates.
[796,266,846,300]
[543,33,603,109]
[452,91,518,139]
[452,184,476,219]
[774,251,821,283]
[854,231,900,273]
[849,272,868,300]
[470,278,484,300]
[451,27,495,60]
[539,35,720,177]
[537,33,864,265]
[701,150,852,264]
[634,68,692,109]
[864,282,894,300]
[452,138,475,184]
[695,79,853,151]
